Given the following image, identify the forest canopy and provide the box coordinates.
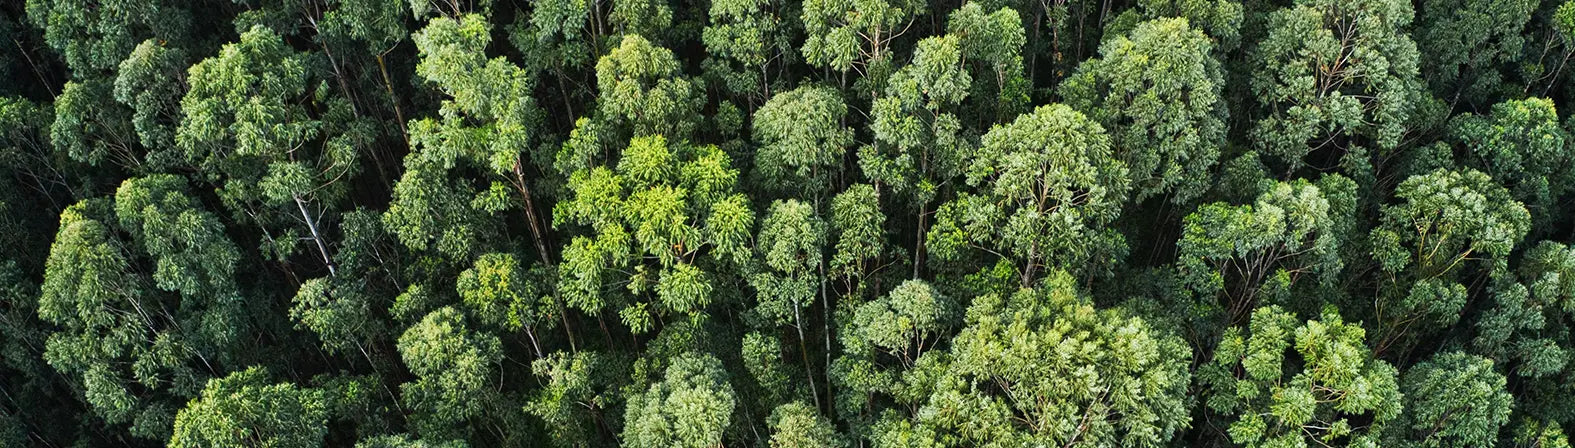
[8,0,1575,446]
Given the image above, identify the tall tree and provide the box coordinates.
[881,270,1192,447]
[1177,176,1352,323]
[1200,305,1402,447]
[926,103,1128,286]
[555,135,753,336]
[169,367,329,448]
[1062,17,1225,205]
[751,86,853,200]
[1386,351,1512,448]
[621,352,737,448]
[1250,0,1427,175]
[1369,168,1530,353]
[396,307,502,440]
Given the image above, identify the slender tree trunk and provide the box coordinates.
[512,157,554,266]
[376,53,409,142]
[560,309,579,353]
[295,195,337,276]
[820,261,834,417]
[912,203,927,279]
[794,302,823,410]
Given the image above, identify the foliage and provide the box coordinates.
[622,352,736,448]
[884,270,1192,447]
[169,367,328,448]
[1062,17,1225,204]
[11,0,1575,446]
[1200,306,1402,448]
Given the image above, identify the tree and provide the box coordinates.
[622,352,736,448]
[863,34,976,275]
[1472,241,1575,423]
[751,86,853,199]
[51,78,140,169]
[829,278,958,433]
[24,0,192,76]
[946,2,1029,124]
[1061,17,1226,204]
[1250,0,1427,174]
[829,183,888,299]
[768,401,846,448]
[1387,351,1512,448]
[396,307,502,440]
[169,367,329,448]
[555,135,753,335]
[702,0,795,104]
[457,253,555,356]
[1449,97,1574,231]
[1132,0,1243,48]
[114,39,188,164]
[1199,306,1402,448]
[356,434,470,448]
[1177,177,1351,323]
[38,175,246,439]
[396,13,552,266]
[290,276,384,356]
[1369,168,1529,351]
[892,270,1192,447]
[594,35,703,138]
[799,0,923,76]
[751,200,828,407]
[1415,0,1538,105]
[926,104,1128,286]
[178,24,365,273]
[525,351,616,448]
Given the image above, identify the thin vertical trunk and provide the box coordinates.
[794,302,823,410]
[512,158,555,267]
[912,203,927,279]
[295,195,337,276]
[820,260,834,418]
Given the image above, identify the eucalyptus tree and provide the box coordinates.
[862,34,973,275]
[396,306,502,440]
[877,271,1192,447]
[1369,168,1529,353]
[1199,305,1402,448]
[1131,0,1242,49]
[621,352,737,448]
[829,279,958,434]
[1062,17,1225,205]
[926,104,1128,286]
[1473,241,1575,423]
[510,0,599,124]
[1177,177,1352,323]
[554,135,753,337]
[177,25,366,274]
[1448,97,1574,231]
[1415,0,1538,106]
[524,351,618,448]
[1387,352,1512,448]
[751,86,853,200]
[799,0,924,87]
[23,0,193,78]
[703,0,797,106]
[768,401,847,448]
[829,183,889,300]
[592,34,704,139]
[1250,0,1427,175]
[390,13,552,266]
[169,367,329,448]
[946,2,1029,125]
[38,175,245,439]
